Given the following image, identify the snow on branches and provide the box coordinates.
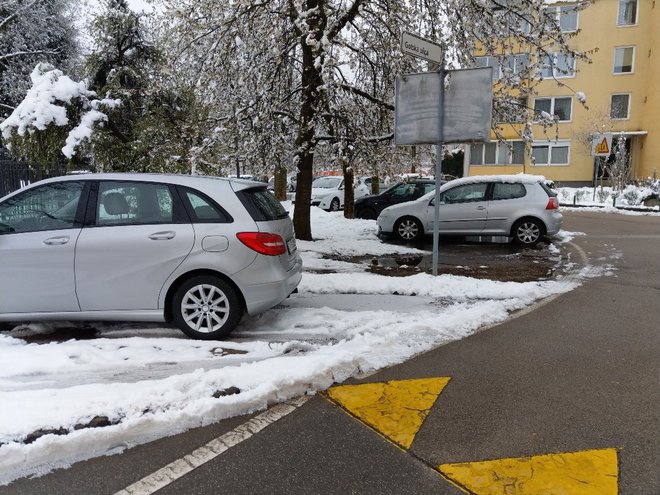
[0,63,120,159]
[0,0,78,118]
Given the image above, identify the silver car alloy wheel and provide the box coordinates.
[397,218,419,241]
[180,283,230,333]
[516,221,541,245]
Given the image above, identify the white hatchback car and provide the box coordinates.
[0,173,303,339]
[310,176,370,211]
[377,174,562,246]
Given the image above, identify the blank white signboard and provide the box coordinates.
[395,67,493,145]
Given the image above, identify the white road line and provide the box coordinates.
[114,396,310,495]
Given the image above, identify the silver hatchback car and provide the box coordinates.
[0,173,302,339]
[377,175,562,246]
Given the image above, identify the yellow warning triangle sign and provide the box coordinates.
[595,137,610,154]
[439,448,618,495]
[326,377,450,449]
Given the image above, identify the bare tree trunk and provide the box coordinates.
[371,172,379,194]
[274,163,287,201]
[293,160,314,239]
[343,158,354,219]
[289,0,364,238]
[291,0,323,240]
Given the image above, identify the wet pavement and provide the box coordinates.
[321,235,563,282]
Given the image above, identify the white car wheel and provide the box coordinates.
[395,217,423,242]
[513,218,544,246]
[172,275,242,340]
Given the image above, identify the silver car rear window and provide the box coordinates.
[237,188,289,221]
[540,182,558,197]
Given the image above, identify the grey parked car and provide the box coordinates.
[0,173,302,339]
[377,175,562,246]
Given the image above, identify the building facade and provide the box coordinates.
[464,0,659,185]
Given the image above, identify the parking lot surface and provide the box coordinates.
[2,210,659,494]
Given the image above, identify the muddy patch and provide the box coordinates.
[321,242,559,283]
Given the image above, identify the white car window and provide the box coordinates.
[492,183,526,200]
[185,189,231,222]
[312,177,342,189]
[0,181,84,234]
[442,183,488,204]
[97,181,174,226]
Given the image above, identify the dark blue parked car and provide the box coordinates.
[354,179,437,219]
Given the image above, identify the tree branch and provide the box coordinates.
[0,49,60,62]
[0,0,42,31]
[339,83,394,110]
[327,0,365,40]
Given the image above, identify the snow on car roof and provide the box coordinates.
[444,174,547,187]
[415,174,548,201]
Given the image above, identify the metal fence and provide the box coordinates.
[0,160,68,197]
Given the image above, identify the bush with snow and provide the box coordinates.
[558,180,660,208]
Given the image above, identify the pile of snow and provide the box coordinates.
[557,181,660,210]
[0,204,601,485]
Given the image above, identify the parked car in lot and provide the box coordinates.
[377,175,562,246]
[355,179,437,219]
[310,176,369,211]
[0,174,303,340]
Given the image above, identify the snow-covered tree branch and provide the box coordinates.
[0,0,78,119]
[0,63,119,163]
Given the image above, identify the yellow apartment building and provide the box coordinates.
[464,0,660,185]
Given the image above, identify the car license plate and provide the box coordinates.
[287,237,297,254]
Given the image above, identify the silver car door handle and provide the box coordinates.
[43,236,70,245]
[148,231,176,240]
[476,206,487,210]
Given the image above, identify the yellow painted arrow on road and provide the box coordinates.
[325,377,451,449]
[439,448,618,495]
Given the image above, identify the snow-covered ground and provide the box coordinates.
[557,181,660,211]
[0,203,612,485]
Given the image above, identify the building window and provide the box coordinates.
[617,0,638,26]
[531,141,570,165]
[613,46,634,73]
[540,52,575,78]
[469,141,525,166]
[506,10,531,34]
[534,96,572,122]
[475,55,499,81]
[476,53,529,81]
[544,5,579,32]
[610,94,631,119]
[502,53,530,76]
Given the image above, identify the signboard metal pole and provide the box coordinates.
[432,68,445,277]
[397,31,491,276]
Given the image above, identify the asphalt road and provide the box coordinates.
[3,210,659,495]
